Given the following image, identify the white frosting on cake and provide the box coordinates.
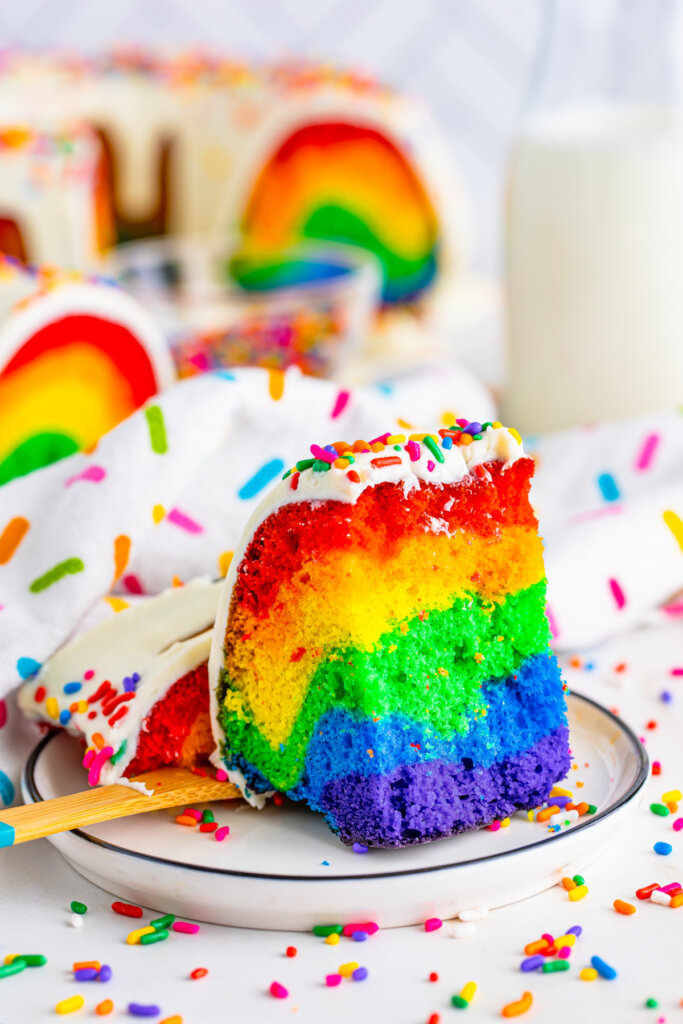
[18,578,221,786]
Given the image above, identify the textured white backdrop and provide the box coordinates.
[0,0,544,270]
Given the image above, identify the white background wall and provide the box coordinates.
[0,0,544,270]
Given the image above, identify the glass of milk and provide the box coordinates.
[505,0,683,433]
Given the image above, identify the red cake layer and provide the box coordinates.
[235,457,536,618]
[124,663,213,777]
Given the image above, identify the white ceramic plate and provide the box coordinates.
[22,692,647,931]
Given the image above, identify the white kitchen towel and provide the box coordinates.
[0,362,495,695]
[0,365,681,699]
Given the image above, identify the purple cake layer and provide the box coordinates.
[320,726,571,847]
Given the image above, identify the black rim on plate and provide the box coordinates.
[23,691,649,883]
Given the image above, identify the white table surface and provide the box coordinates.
[1,617,681,1024]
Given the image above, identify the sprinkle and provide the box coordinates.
[325,933,340,946]
[214,826,230,842]
[636,883,660,900]
[650,890,672,906]
[0,960,27,978]
[4,954,46,966]
[151,914,175,929]
[663,790,682,803]
[342,922,379,936]
[352,843,368,854]
[608,577,626,609]
[0,516,29,564]
[613,899,636,915]
[145,404,167,454]
[269,981,288,999]
[429,972,439,982]
[597,472,620,502]
[554,934,576,948]
[580,968,598,981]
[339,962,359,978]
[216,769,228,782]
[127,927,155,945]
[458,908,488,922]
[542,960,570,973]
[405,440,421,462]
[645,998,658,1008]
[521,955,544,972]
[591,956,617,980]
[502,991,533,1017]
[55,995,85,1014]
[568,885,589,901]
[424,917,442,932]
[651,803,669,816]
[172,921,200,934]
[671,893,683,908]
[175,814,198,826]
[167,508,204,534]
[88,746,114,787]
[351,931,368,942]
[128,1004,161,1017]
[74,968,98,981]
[572,874,585,885]
[140,929,169,945]
[190,968,208,979]
[524,939,550,955]
[326,974,342,987]
[673,819,683,832]
[452,980,476,1007]
[70,900,87,915]
[69,915,84,928]
[99,965,112,983]
[95,1000,114,1015]
[453,922,476,938]
[238,459,286,500]
[371,455,402,468]
[635,433,660,471]
[29,557,85,593]
[347,470,361,483]
[663,509,683,551]
[158,1019,182,1024]
[285,946,297,958]
[313,924,343,937]
[654,842,673,855]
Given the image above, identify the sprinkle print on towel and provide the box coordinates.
[65,465,106,487]
[29,557,85,593]
[238,459,286,500]
[0,516,29,565]
[609,577,626,610]
[597,473,620,503]
[113,535,131,582]
[331,389,350,419]
[663,510,683,552]
[635,433,660,471]
[167,508,204,534]
[144,404,167,454]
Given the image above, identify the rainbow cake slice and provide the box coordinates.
[18,579,221,786]
[209,421,570,847]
